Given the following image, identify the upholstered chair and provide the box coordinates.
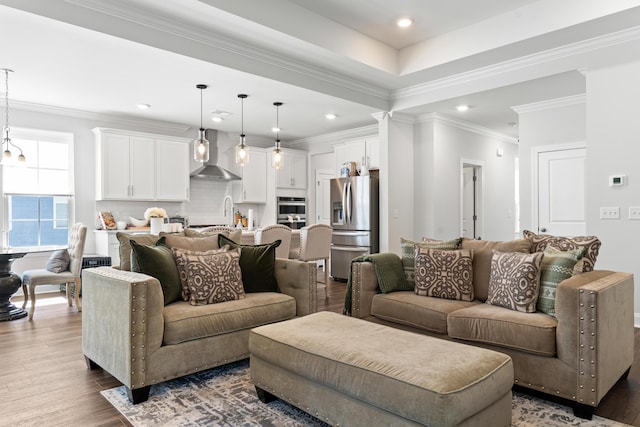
[21,223,87,320]
[254,224,292,259]
[296,224,332,299]
[197,225,235,233]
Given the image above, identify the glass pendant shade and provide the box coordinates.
[194,128,209,162]
[271,102,283,170]
[193,84,209,162]
[235,134,250,167]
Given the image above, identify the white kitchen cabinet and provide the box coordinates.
[334,137,379,176]
[346,139,366,171]
[334,144,348,176]
[94,128,190,201]
[365,138,380,169]
[155,138,190,200]
[233,149,267,203]
[276,151,307,189]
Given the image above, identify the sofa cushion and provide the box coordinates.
[537,247,585,316]
[218,234,280,293]
[182,248,245,306]
[161,234,221,251]
[414,248,474,301]
[116,232,159,271]
[460,238,531,302]
[400,237,461,286]
[162,292,296,345]
[371,291,480,334]
[130,239,182,305]
[172,246,230,301]
[447,303,558,356]
[523,230,600,273]
[184,228,243,243]
[486,250,543,313]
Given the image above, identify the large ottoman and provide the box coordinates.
[249,311,513,426]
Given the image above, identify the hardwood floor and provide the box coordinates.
[1,275,638,426]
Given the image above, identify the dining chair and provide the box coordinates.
[254,224,292,259]
[21,223,87,320]
[296,224,332,299]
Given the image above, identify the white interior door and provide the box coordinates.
[537,148,586,236]
[315,169,334,225]
[461,163,482,239]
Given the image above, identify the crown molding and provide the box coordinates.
[393,25,640,102]
[511,94,586,114]
[66,0,391,106]
[289,124,378,147]
[418,113,517,144]
[12,100,192,134]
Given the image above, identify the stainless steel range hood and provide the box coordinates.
[190,129,241,181]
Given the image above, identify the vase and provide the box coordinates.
[150,217,164,235]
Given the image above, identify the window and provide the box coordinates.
[2,128,74,249]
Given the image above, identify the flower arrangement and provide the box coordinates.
[144,207,168,220]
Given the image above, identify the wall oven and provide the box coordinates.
[277,196,306,229]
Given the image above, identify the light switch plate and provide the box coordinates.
[629,207,640,220]
[600,207,620,219]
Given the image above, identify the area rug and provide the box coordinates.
[102,360,629,427]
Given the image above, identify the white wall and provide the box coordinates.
[586,60,640,323]
[413,115,518,242]
[308,152,335,226]
[516,98,586,232]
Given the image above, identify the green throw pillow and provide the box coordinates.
[400,237,462,287]
[537,247,585,316]
[218,234,280,293]
[130,239,182,305]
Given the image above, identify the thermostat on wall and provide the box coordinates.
[609,175,626,186]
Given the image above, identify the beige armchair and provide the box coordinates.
[296,224,332,299]
[21,223,87,320]
[254,224,292,259]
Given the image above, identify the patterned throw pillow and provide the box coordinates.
[486,250,544,313]
[414,248,474,301]
[537,247,585,316]
[172,246,230,301]
[181,248,245,306]
[523,230,600,273]
[400,237,461,286]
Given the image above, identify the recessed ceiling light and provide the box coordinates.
[136,103,151,110]
[325,113,337,120]
[456,105,469,112]
[272,127,280,132]
[397,17,414,28]
[212,117,223,122]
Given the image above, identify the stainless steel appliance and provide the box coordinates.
[330,175,379,280]
[277,196,306,229]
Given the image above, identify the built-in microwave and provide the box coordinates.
[277,196,306,229]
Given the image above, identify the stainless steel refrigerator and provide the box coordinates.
[330,175,379,280]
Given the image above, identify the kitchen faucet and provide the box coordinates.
[222,195,234,227]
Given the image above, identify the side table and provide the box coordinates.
[0,252,27,321]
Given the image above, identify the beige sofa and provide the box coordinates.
[348,239,634,419]
[82,256,317,404]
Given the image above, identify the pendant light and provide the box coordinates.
[1,68,25,165]
[272,102,283,170]
[235,94,249,167]
[193,84,209,162]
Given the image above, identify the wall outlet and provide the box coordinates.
[629,207,640,220]
[599,206,620,219]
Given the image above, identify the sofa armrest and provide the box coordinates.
[275,258,317,316]
[555,270,634,406]
[81,267,165,389]
[350,259,384,318]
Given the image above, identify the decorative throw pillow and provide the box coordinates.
[130,239,182,305]
[184,228,243,243]
[161,234,221,251]
[400,237,461,287]
[181,248,245,306]
[486,250,544,313]
[460,238,532,302]
[171,246,230,301]
[45,249,70,273]
[116,232,160,271]
[537,247,585,316]
[218,234,280,293]
[414,248,474,301]
[523,230,600,273]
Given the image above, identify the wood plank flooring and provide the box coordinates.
[1,275,638,426]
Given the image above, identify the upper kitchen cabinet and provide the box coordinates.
[233,148,267,203]
[276,150,307,189]
[93,128,190,201]
[334,137,379,176]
